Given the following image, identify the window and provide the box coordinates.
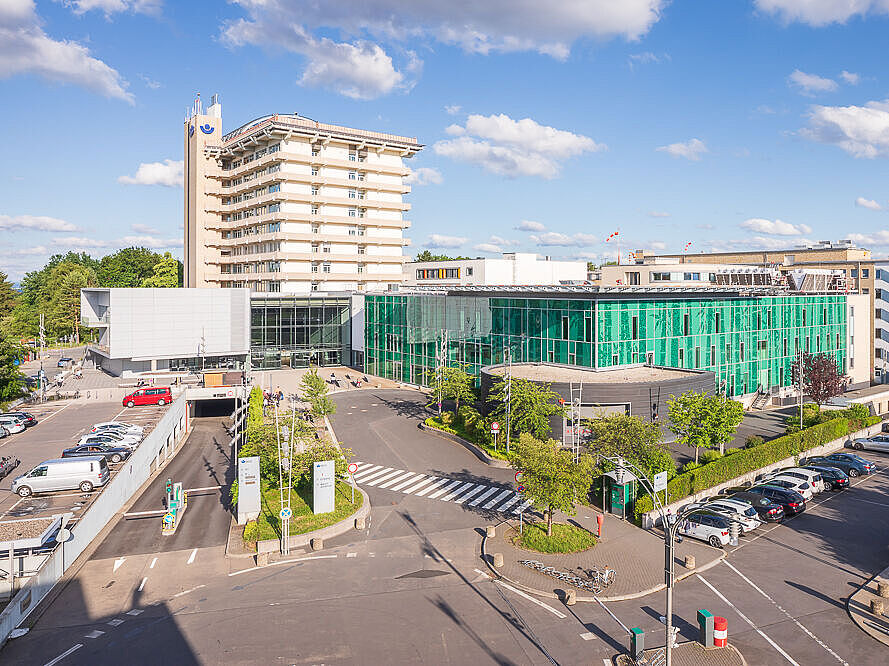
[357,172,366,181]
[585,317,592,343]
[823,307,828,324]
[725,342,731,360]
[612,354,618,366]
[695,346,701,368]
[632,316,638,340]
[562,316,569,340]
[710,345,716,364]
[349,208,357,217]
[348,151,357,161]
[851,269,859,278]
[740,342,745,362]
[311,282,319,292]
[349,189,357,199]
[802,309,806,326]
[683,272,700,281]
[678,348,684,366]
[783,337,787,356]
[836,333,840,348]
[805,336,810,353]
[466,267,473,276]
[756,312,761,329]
[348,171,357,180]
[269,183,281,193]
[312,148,320,157]
[683,313,689,337]
[311,205,319,215]
[358,245,366,255]
[311,186,319,195]
[312,224,320,234]
[816,335,821,351]
[715,311,720,333]
[311,167,319,176]
[358,263,365,274]
[322,263,331,274]
[268,281,281,293]
[322,244,331,253]
[651,272,670,282]
[627,272,640,285]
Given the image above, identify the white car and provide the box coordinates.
[706,499,762,534]
[848,435,889,454]
[0,416,25,434]
[78,432,140,450]
[91,422,144,436]
[775,467,825,493]
[762,474,814,500]
[677,511,732,548]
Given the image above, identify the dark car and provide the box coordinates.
[726,492,786,521]
[61,444,130,464]
[746,485,807,515]
[5,411,37,427]
[802,465,850,490]
[57,357,73,367]
[803,452,875,478]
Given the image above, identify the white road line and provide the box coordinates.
[138,577,147,592]
[440,482,475,502]
[483,488,513,510]
[353,464,382,480]
[173,584,206,598]
[722,561,848,665]
[107,618,124,627]
[580,632,597,641]
[353,466,392,482]
[44,644,83,666]
[228,554,338,576]
[454,484,488,504]
[113,557,126,572]
[495,580,567,619]
[389,474,425,492]
[376,471,416,489]
[497,495,521,513]
[412,478,444,497]
[512,499,533,514]
[186,548,197,565]
[426,479,462,499]
[468,486,500,507]
[125,609,143,616]
[364,469,405,487]
[697,574,799,665]
[84,630,105,639]
[149,557,157,569]
[346,552,357,558]
[0,497,25,519]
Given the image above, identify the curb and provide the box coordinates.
[418,422,511,469]
[846,563,889,645]
[481,527,726,603]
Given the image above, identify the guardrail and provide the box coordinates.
[0,393,190,647]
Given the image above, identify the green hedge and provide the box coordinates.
[635,415,881,518]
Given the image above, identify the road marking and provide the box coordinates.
[376,471,416,489]
[360,468,400,486]
[495,580,567,619]
[113,557,126,572]
[364,468,409,487]
[722,561,848,665]
[149,557,157,569]
[424,478,459,498]
[580,632,597,641]
[138,577,147,592]
[173,584,205,598]
[439,482,475,502]
[184,485,222,492]
[44,644,82,666]
[454,484,487,504]
[512,499,533,514]
[389,473,426,492]
[125,609,143,616]
[498,495,522,512]
[483,488,513,509]
[468,486,500,507]
[84,629,105,639]
[411,477,444,496]
[107,618,124,627]
[228,554,338,576]
[347,552,357,558]
[697,574,799,665]
[187,548,197,565]
[843,497,889,509]
[352,464,383,480]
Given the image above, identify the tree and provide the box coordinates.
[440,364,475,411]
[489,376,566,441]
[47,262,97,342]
[0,271,17,320]
[300,369,337,417]
[802,352,845,407]
[667,391,744,462]
[508,433,596,536]
[587,414,677,482]
[98,247,165,288]
[414,250,472,262]
[141,252,181,288]
[0,336,24,401]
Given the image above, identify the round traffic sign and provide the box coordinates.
[280,507,293,520]
[491,421,500,432]
[517,484,525,493]
[515,471,523,483]
[348,463,359,474]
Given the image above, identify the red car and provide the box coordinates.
[122,387,172,408]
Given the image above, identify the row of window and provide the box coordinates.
[649,271,716,282]
[223,182,280,205]
[221,164,281,189]
[222,203,281,222]
[223,241,281,257]
[312,244,368,255]
[416,268,462,279]
[220,261,281,274]
[222,143,280,171]
[221,222,281,239]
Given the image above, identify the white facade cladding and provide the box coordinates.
[81,288,250,375]
[876,264,889,382]
[404,253,587,287]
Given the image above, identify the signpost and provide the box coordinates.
[516,472,525,534]
[348,462,358,503]
[491,421,500,450]
[653,471,668,493]
[279,507,292,520]
[237,456,261,524]
[313,460,335,514]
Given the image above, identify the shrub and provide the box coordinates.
[682,461,701,473]
[700,450,723,464]
[745,435,764,449]
[243,520,261,543]
[724,448,740,456]
[440,411,455,427]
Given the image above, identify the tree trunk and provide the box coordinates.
[694,446,699,464]
[547,507,553,537]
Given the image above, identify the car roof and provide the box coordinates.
[709,498,749,509]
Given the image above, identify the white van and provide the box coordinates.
[11,457,110,497]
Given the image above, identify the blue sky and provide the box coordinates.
[3,0,889,280]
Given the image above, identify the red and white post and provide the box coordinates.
[714,616,727,647]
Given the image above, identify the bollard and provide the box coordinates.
[311,537,324,551]
[493,552,504,568]
[713,616,727,647]
[486,526,496,539]
[355,516,366,530]
[256,551,269,567]
[878,581,889,598]
[684,554,696,569]
[565,589,576,606]
[596,514,604,538]
[872,599,885,616]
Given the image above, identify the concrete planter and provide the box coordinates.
[418,422,511,469]
[641,421,885,528]
[255,486,371,554]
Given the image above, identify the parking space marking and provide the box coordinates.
[580,632,597,641]
[722,560,848,665]
[84,629,105,639]
[697,574,800,665]
[228,554,338,576]
[495,580,567,619]
[149,557,157,569]
[173,584,206,598]
[138,577,147,592]
[187,548,197,565]
[44,644,83,666]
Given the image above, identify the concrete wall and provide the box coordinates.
[848,293,872,387]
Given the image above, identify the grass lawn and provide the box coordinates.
[511,522,596,554]
[425,416,510,461]
[244,479,363,543]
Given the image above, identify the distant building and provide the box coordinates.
[403,253,587,287]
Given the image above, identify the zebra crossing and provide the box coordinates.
[351,462,532,515]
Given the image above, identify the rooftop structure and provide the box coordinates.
[404,252,587,287]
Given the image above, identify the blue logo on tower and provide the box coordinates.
[199,123,214,135]
[188,125,195,137]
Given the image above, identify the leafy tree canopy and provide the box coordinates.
[587,414,677,482]
[667,391,744,463]
[489,376,566,441]
[414,250,473,262]
[141,252,181,288]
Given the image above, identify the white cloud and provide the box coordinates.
[118,159,183,187]
[489,235,520,247]
[0,1,133,103]
[444,104,461,115]
[62,0,162,17]
[656,138,708,161]
[648,211,670,218]
[0,214,79,232]
[131,223,155,234]
[404,167,443,186]
[740,217,812,236]
[628,51,668,69]
[709,236,814,252]
[426,234,467,248]
[51,233,180,250]
[434,113,605,178]
[855,197,883,210]
[52,236,109,248]
[516,220,546,231]
[841,70,860,85]
[138,73,161,89]
[473,243,502,253]
[118,235,181,248]
[848,231,889,246]
[788,69,837,95]
[801,99,889,158]
[648,240,667,250]
[755,0,889,26]
[12,245,49,256]
[530,232,598,247]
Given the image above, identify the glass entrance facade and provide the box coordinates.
[364,292,847,396]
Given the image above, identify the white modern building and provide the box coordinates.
[81,288,250,376]
[403,253,587,287]
[876,264,889,382]
[592,262,775,287]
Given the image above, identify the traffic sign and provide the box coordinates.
[515,471,523,483]
[280,507,293,520]
[491,422,500,433]
[517,484,525,493]
[348,463,358,475]
[653,471,668,493]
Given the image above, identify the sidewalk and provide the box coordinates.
[483,512,724,601]
[254,366,405,397]
[614,641,746,666]
[847,563,889,645]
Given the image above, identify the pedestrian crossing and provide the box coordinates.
[351,462,532,515]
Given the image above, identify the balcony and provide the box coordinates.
[81,313,110,327]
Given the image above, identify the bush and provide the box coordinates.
[440,411,455,426]
[724,448,740,456]
[700,450,723,464]
[745,435,764,449]
[682,461,701,473]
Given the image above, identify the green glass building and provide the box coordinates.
[364,289,847,397]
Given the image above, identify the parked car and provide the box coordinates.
[847,435,889,454]
[801,465,850,490]
[57,357,73,367]
[803,452,876,477]
[5,411,37,427]
[62,443,130,464]
[91,424,144,440]
[765,467,825,493]
[0,456,20,479]
[746,485,807,515]
[705,498,763,533]
[677,511,732,547]
[726,492,786,522]
[78,432,140,449]
[90,421,144,436]
[0,415,26,434]
[10,457,110,497]
[122,387,172,408]
[760,474,814,499]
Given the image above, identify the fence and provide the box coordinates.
[0,393,189,646]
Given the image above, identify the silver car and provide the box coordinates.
[0,416,25,434]
[849,436,889,454]
[11,457,110,497]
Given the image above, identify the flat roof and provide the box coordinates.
[372,285,846,299]
[486,362,699,384]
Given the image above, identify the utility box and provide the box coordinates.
[630,627,644,660]
[607,478,636,519]
[697,608,715,647]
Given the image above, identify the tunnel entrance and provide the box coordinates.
[192,398,237,417]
